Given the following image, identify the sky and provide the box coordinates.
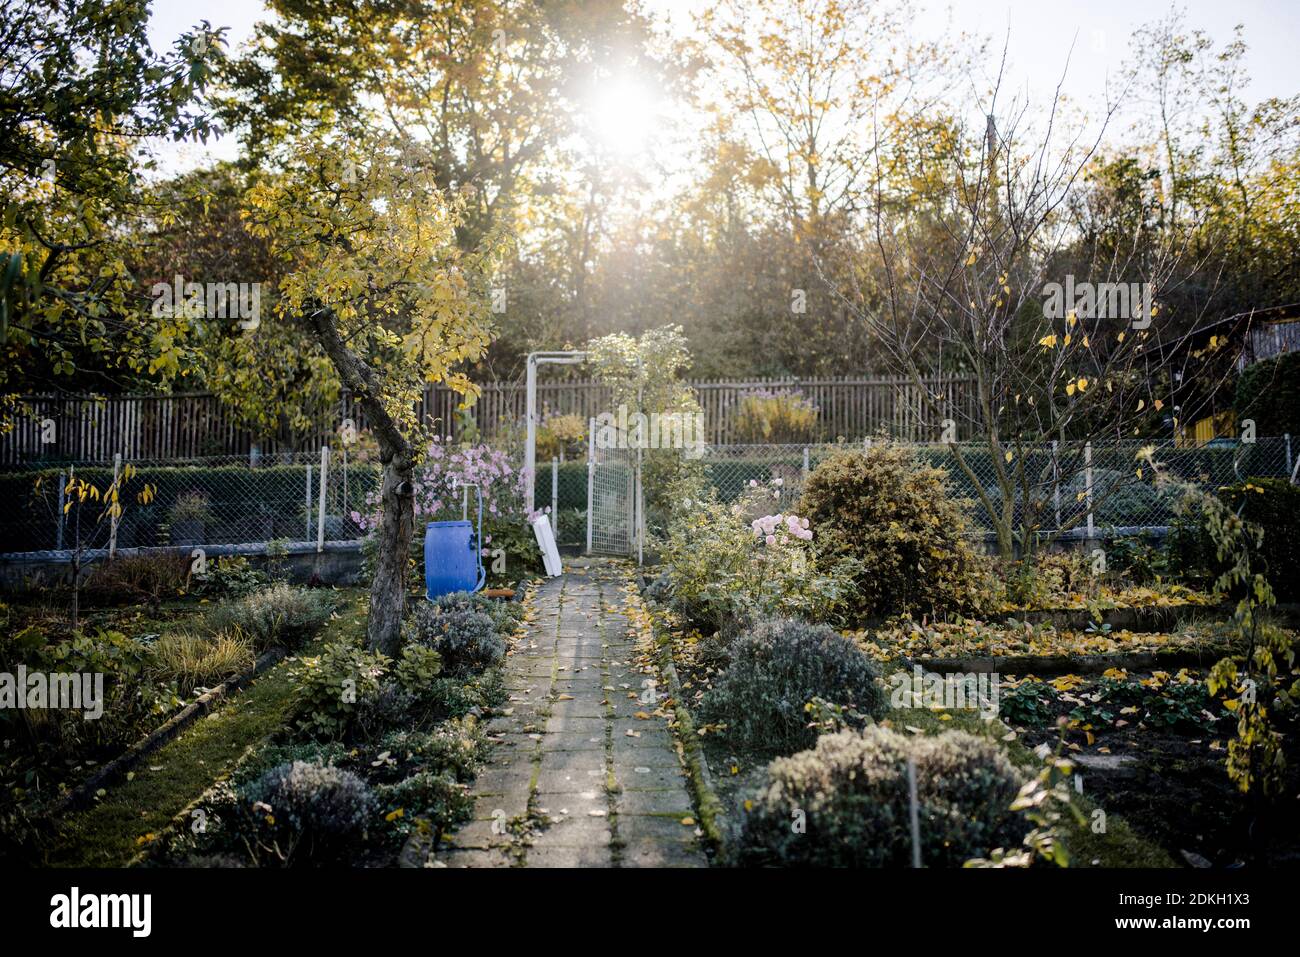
[142,0,1300,174]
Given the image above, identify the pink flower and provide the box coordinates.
[765,534,776,546]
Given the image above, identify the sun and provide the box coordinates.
[584,75,659,157]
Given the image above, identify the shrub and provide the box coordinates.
[732,389,819,444]
[1165,479,1300,600]
[192,555,271,599]
[1235,350,1300,437]
[404,603,505,675]
[375,770,473,837]
[167,490,214,526]
[149,627,254,696]
[431,590,523,633]
[737,726,1026,867]
[393,644,443,693]
[232,741,351,789]
[797,444,992,622]
[422,669,506,719]
[352,682,425,741]
[535,412,586,460]
[360,722,487,786]
[293,640,389,739]
[207,583,333,653]
[700,618,886,753]
[81,552,190,607]
[659,479,859,636]
[239,760,375,865]
[1000,550,1097,608]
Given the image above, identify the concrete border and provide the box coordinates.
[636,571,726,861]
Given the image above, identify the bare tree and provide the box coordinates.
[836,44,1231,557]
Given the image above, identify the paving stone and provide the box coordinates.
[545,714,606,734]
[616,764,689,790]
[524,844,613,868]
[615,787,694,816]
[617,813,702,844]
[540,745,606,771]
[534,768,608,793]
[619,838,707,868]
[529,814,613,847]
[539,731,606,751]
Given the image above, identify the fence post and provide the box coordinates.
[249,443,260,468]
[317,446,329,552]
[56,469,66,550]
[636,446,645,566]
[1052,440,1061,530]
[108,452,122,560]
[1084,441,1094,541]
[586,418,595,554]
[551,457,559,536]
[305,462,313,541]
[802,446,810,480]
[1286,434,1293,481]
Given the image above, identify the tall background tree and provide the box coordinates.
[0,0,223,425]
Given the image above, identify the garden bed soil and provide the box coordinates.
[1019,721,1300,868]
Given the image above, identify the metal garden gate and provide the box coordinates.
[585,418,643,560]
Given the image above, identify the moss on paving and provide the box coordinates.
[44,589,368,868]
[881,705,1176,868]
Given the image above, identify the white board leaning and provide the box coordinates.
[531,514,563,577]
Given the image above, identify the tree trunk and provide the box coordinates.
[368,444,414,656]
[307,306,415,656]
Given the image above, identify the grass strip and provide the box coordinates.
[45,590,367,867]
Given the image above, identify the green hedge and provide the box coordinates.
[1236,352,1300,437]
[1166,477,1300,600]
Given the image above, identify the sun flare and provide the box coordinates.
[585,76,658,156]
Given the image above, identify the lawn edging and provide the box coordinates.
[636,572,726,861]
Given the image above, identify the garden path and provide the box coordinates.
[423,558,707,867]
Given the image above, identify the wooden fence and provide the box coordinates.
[2,375,978,464]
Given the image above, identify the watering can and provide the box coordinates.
[424,483,487,599]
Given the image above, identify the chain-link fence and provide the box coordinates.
[2,437,1294,557]
[0,452,381,557]
[689,437,1296,539]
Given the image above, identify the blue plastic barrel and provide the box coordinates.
[424,486,486,599]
